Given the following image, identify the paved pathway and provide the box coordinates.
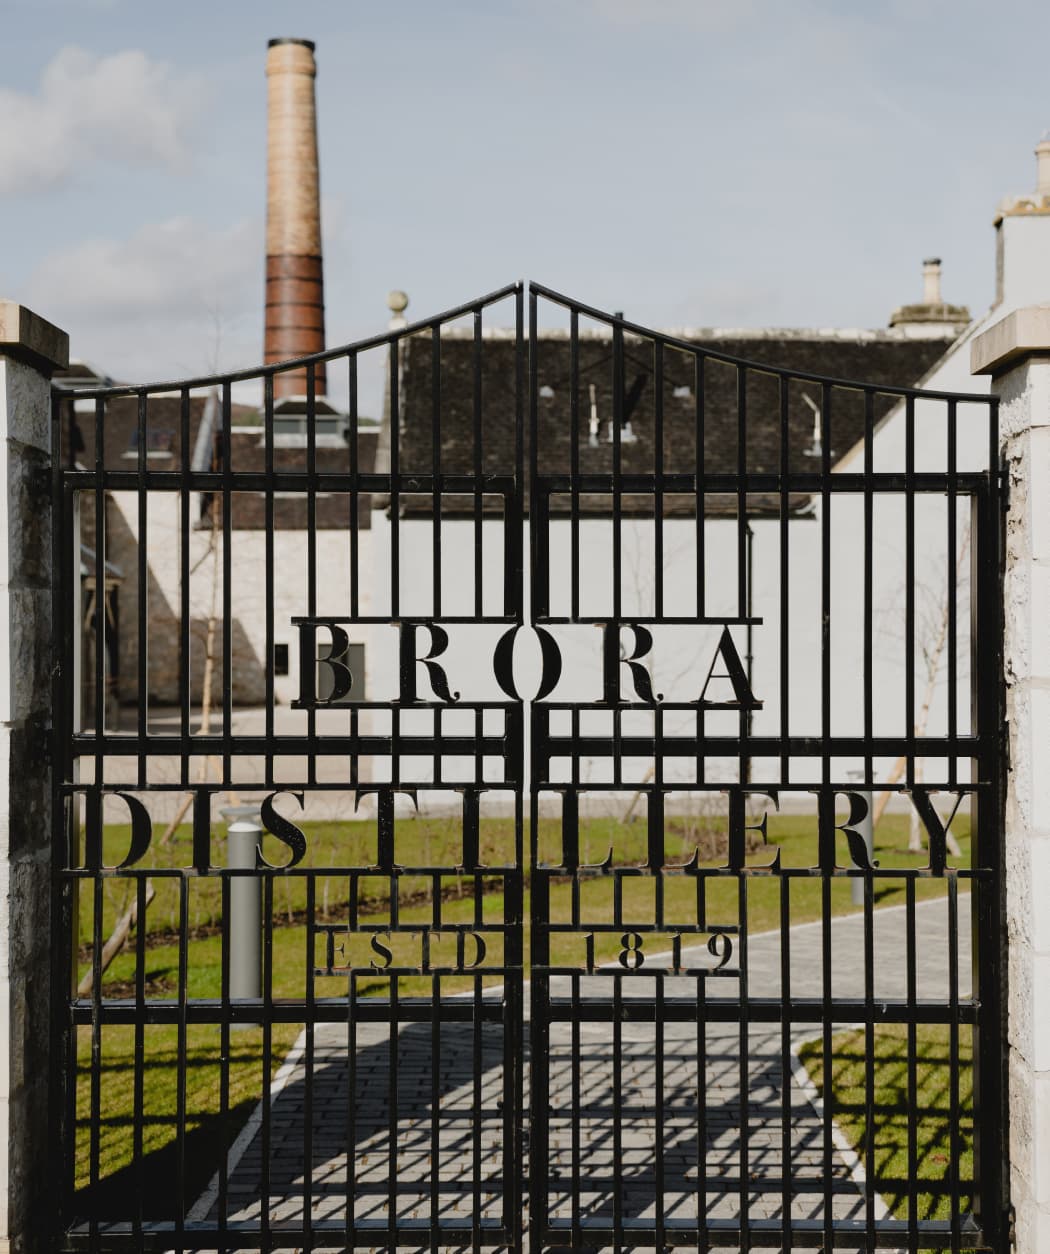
[193,894,972,1251]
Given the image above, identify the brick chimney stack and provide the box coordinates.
[265,38,326,398]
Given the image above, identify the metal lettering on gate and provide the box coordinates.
[50,281,1008,1252]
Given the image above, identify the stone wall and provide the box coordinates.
[973,307,1050,1253]
[0,303,68,1254]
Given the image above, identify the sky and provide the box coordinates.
[3,0,1050,417]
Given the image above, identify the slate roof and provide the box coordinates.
[52,382,379,530]
[387,326,960,517]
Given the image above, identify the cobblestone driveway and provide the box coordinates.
[194,895,972,1251]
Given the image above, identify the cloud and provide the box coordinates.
[26,216,264,380]
[0,46,203,195]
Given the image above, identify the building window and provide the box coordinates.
[274,643,290,676]
[124,427,175,458]
[317,641,366,702]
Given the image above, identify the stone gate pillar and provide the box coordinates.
[0,303,68,1254]
[974,306,1050,1253]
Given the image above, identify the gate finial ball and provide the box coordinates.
[388,290,409,330]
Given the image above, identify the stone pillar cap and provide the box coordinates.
[971,305,1050,375]
[0,300,69,375]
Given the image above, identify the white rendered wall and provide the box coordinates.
[104,489,375,713]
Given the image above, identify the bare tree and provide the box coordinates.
[78,392,241,996]
[871,516,971,857]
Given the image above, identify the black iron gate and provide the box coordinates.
[51,282,1007,1251]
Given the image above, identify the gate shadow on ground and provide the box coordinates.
[74,1018,507,1223]
[74,1095,262,1221]
[75,1016,879,1230]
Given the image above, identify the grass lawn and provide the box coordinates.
[75,1023,300,1218]
[798,1024,974,1226]
[74,809,972,1209]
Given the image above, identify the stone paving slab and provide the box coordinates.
[193,894,972,1251]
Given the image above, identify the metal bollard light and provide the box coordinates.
[851,791,875,906]
[222,807,263,1019]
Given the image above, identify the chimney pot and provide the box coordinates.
[922,257,942,305]
[1036,133,1050,199]
[268,37,316,51]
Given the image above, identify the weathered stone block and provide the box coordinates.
[1009,938,1050,1073]
[0,361,50,456]
[0,595,51,727]
[0,304,67,381]
[0,443,50,591]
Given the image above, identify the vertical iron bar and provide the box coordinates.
[174,874,189,1249]
[779,377,790,781]
[264,374,275,790]
[132,873,146,1243]
[179,389,191,787]
[260,874,274,1251]
[971,435,1008,1250]
[570,963,581,1249]
[218,872,231,1237]
[821,382,832,785]
[508,794,525,1253]
[738,876,751,1246]
[947,398,958,787]
[612,317,623,625]
[906,876,918,1253]
[88,871,103,1248]
[473,308,484,618]
[613,971,623,1254]
[307,363,317,790]
[695,356,705,619]
[430,969,440,1250]
[864,869,876,1237]
[432,323,442,618]
[864,389,874,784]
[905,395,916,785]
[695,872,708,1250]
[949,874,962,1253]
[655,975,666,1251]
[303,874,316,1246]
[390,336,401,620]
[388,972,399,1251]
[93,397,104,761]
[654,339,664,619]
[570,309,580,622]
[821,871,834,1252]
[736,367,747,620]
[345,966,357,1251]
[348,352,360,619]
[221,381,232,786]
[136,391,147,787]
[348,352,360,792]
[472,966,483,1254]
[779,875,792,1245]
[508,284,525,622]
